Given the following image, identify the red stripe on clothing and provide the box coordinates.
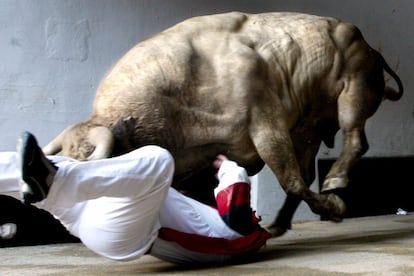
[158,227,271,255]
[216,182,251,216]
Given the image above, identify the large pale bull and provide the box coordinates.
[43,12,403,236]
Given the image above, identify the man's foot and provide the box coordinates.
[17,131,57,204]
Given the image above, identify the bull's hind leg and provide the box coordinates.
[322,39,389,193]
[321,128,368,193]
[249,105,345,237]
[321,78,378,193]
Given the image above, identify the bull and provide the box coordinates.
[42,12,403,236]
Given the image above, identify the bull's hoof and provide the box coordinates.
[263,224,288,237]
[310,193,346,222]
[323,193,346,221]
[321,177,348,193]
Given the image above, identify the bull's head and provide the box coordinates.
[43,122,115,161]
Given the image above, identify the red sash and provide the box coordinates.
[158,227,271,255]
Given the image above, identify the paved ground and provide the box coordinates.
[2,213,414,275]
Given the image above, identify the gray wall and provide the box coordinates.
[1,1,412,223]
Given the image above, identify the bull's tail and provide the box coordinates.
[381,55,404,101]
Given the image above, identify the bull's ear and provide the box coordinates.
[86,126,114,160]
[42,125,75,155]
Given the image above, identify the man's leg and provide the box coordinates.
[18,132,175,260]
[0,152,20,194]
[0,195,79,247]
[17,132,174,208]
[0,151,79,247]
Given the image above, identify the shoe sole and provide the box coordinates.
[17,132,47,204]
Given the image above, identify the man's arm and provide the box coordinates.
[213,155,256,235]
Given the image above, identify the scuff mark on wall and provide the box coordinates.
[45,18,91,62]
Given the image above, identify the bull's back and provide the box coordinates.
[94,12,343,110]
[92,12,356,152]
[93,13,259,127]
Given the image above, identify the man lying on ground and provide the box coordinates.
[1,131,270,264]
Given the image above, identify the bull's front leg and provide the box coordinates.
[269,129,322,236]
[249,118,345,237]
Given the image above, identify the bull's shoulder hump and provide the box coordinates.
[244,12,341,32]
[169,11,250,33]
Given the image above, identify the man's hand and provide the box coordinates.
[213,154,228,170]
[213,154,229,180]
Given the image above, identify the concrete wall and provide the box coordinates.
[1,1,412,224]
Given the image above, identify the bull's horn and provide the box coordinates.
[86,126,114,160]
[42,125,74,155]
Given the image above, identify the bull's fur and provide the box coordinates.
[44,12,403,236]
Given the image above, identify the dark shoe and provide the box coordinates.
[17,131,57,204]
